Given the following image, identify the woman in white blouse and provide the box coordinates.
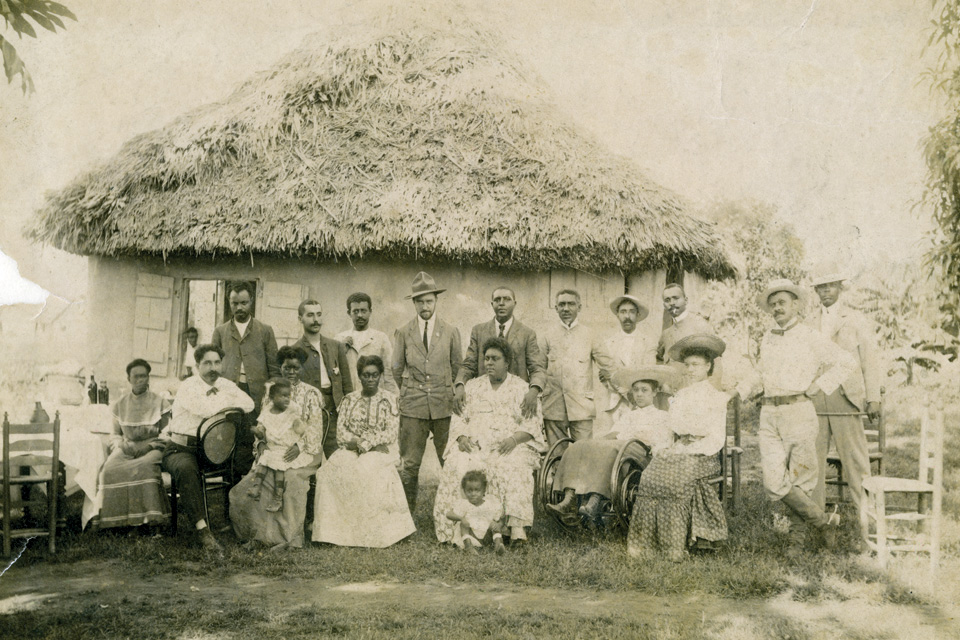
[627,334,729,561]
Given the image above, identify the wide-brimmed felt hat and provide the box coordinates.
[667,333,726,363]
[404,271,446,300]
[611,365,677,392]
[757,278,806,313]
[609,294,649,321]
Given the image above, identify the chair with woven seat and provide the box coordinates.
[2,412,63,556]
[706,394,743,511]
[859,402,943,573]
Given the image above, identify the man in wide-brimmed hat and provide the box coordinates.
[736,278,857,555]
[392,272,462,513]
[602,294,657,420]
[453,285,546,418]
[540,288,617,445]
[805,267,881,511]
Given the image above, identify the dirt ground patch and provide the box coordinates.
[1,560,957,639]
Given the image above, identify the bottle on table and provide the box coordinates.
[87,375,99,405]
[98,381,110,406]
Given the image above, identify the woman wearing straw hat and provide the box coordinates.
[549,365,674,523]
[627,334,729,561]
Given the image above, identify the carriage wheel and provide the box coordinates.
[537,437,579,531]
[611,439,650,530]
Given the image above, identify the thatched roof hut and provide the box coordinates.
[26,15,735,390]
[28,18,733,278]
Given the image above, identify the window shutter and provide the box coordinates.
[260,281,309,346]
[133,272,175,377]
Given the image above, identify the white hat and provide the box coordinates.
[758,278,806,313]
[609,295,649,321]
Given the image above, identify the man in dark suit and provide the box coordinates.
[292,299,353,459]
[211,282,279,478]
[392,272,462,512]
[454,286,545,418]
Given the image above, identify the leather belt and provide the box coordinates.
[169,433,198,447]
[762,394,809,407]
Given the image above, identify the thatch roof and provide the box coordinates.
[27,14,736,279]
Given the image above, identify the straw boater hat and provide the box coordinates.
[404,272,446,300]
[609,294,649,321]
[757,278,806,313]
[611,365,677,392]
[667,333,726,363]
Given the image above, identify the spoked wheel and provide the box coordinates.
[611,439,651,529]
[537,437,579,531]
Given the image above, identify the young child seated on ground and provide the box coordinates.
[445,470,506,554]
[248,379,313,512]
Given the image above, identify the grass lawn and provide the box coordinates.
[0,398,958,638]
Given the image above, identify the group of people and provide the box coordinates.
[95,266,881,562]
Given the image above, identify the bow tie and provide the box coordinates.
[206,386,219,396]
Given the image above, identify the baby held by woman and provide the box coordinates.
[248,379,313,511]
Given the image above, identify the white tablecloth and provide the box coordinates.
[55,405,112,527]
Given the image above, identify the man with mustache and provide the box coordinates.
[161,344,255,557]
[392,272,462,513]
[734,279,856,556]
[453,286,545,418]
[540,289,617,445]
[603,295,657,419]
[293,299,354,458]
[211,282,279,479]
[656,283,722,389]
[806,268,882,511]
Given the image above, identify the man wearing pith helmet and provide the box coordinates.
[805,266,882,511]
[392,272,462,513]
[734,279,857,556]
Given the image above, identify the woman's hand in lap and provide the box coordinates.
[283,443,300,462]
[457,436,478,453]
[496,436,518,455]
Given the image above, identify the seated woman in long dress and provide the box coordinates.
[433,337,545,546]
[627,334,729,561]
[312,355,415,548]
[99,358,172,529]
[548,366,675,523]
[230,346,325,550]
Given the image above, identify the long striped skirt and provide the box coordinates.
[98,447,169,528]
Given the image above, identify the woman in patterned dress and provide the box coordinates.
[627,334,729,561]
[98,359,171,529]
[230,346,326,549]
[433,337,545,546]
[312,355,415,547]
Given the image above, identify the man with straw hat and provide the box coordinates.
[540,289,617,445]
[806,266,881,511]
[603,294,657,421]
[735,278,857,555]
[392,272,462,513]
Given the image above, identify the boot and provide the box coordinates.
[781,487,828,528]
[578,493,603,520]
[821,506,841,550]
[548,488,576,514]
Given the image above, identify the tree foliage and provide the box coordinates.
[699,200,806,355]
[923,0,960,329]
[1,0,76,94]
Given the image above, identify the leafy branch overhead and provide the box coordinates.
[0,0,76,94]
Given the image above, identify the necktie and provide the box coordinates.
[423,322,429,351]
[499,323,506,338]
[206,386,218,396]
[771,327,789,336]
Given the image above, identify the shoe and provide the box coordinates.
[549,491,576,514]
[493,538,506,555]
[578,493,603,520]
[198,529,224,560]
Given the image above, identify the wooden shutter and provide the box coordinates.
[260,281,309,346]
[133,272,175,377]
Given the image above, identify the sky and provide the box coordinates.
[0,0,942,307]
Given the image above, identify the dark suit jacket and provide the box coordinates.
[211,318,280,406]
[455,318,546,390]
[292,334,353,409]
[392,318,461,420]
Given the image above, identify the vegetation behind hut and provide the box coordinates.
[26,11,735,279]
